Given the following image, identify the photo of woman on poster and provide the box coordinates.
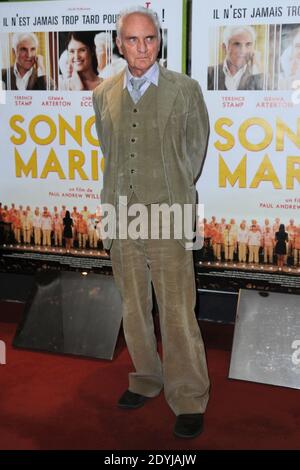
[59,31,103,91]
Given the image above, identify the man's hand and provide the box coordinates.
[35,54,46,75]
[68,62,84,90]
[247,50,261,73]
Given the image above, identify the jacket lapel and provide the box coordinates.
[157,65,179,140]
[107,70,125,133]
[27,67,38,90]
[9,67,16,90]
[238,65,251,90]
[218,65,226,90]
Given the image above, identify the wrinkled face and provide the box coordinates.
[226,31,254,69]
[15,38,37,73]
[68,38,92,72]
[116,13,160,77]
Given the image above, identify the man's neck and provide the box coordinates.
[128,68,148,78]
[127,62,159,79]
[226,59,246,76]
[16,63,31,78]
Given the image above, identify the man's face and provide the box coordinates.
[15,38,37,74]
[116,13,160,77]
[226,31,254,70]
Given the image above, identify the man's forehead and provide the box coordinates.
[122,13,156,30]
[229,32,253,43]
[18,38,36,48]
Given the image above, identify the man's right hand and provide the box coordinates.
[35,54,46,75]
[69,62,84,90]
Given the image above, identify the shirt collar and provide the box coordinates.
[123,61,159,89]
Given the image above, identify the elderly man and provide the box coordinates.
[2,32,55,90]
[208,25,263,90]
[93,6,210,438]
[94,32,126,79]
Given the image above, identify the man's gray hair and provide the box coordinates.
[116,6,161,43]
[223,25,256,48]
[12,32,39,51]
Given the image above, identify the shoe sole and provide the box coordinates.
[118,399,148,410]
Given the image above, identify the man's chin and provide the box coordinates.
[136,59,153,68]
[231,62,246,71]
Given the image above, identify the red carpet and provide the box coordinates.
[0,301,299,450]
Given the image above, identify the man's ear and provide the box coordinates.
[116,37,123,56]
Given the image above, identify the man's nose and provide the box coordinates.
[137,39,147,52]
[239,44,248,54]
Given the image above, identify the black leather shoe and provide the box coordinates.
[118,390,148,409]
[173,413,204,438]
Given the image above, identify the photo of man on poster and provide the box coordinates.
[207,25,264,90]
[2,32,56,90]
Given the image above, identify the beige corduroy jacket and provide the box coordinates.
[92,64,209,249]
